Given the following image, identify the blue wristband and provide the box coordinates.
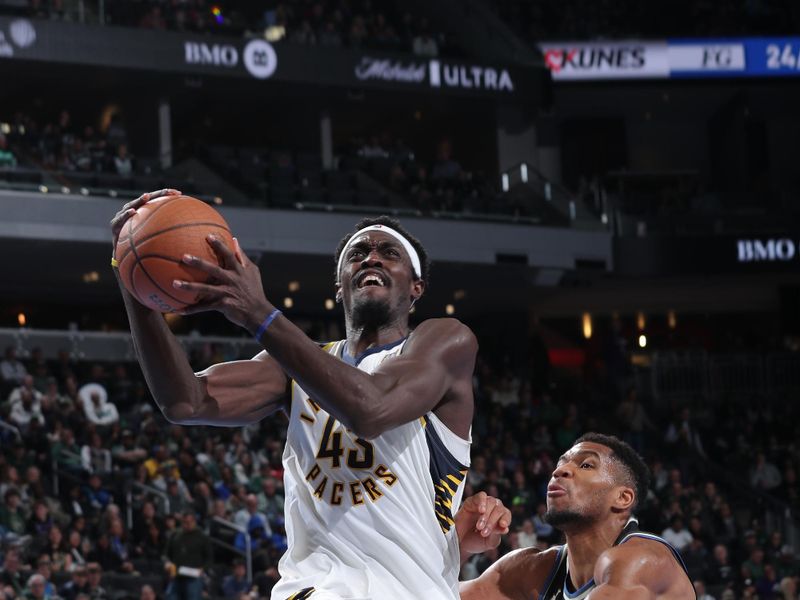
[254,309,282,342]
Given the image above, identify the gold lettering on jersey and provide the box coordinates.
[330,482,344,506]
[313,477,328,499]
[375,464,398,486]
[303,463,398,507]
[306,397,322,413]
[362,477,382,502]
[300,413,315,424]
[349,481,364,506]
[305,463,321,482]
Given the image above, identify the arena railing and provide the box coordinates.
[209,517,253,584]
[644,351,800,406]
[125,482,171,528]
[0,327,262,364]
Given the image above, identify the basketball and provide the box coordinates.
[114,195,235,313]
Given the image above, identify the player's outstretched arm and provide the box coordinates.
[177,235,477,438]
[111,191,288,426]
[587,538,690,599]
[459,547,555,600]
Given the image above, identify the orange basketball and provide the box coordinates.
[114,195,235,313]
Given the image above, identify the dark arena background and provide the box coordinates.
[0,1,799,599]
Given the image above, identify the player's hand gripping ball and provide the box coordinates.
[114,194,234,313]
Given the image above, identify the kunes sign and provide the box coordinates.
[354,56,514,92]
[737,238,798,263]
[538,41,669,80]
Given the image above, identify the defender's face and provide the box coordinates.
[337,230,422,317]
[545,442,621,525]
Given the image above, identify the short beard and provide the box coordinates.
[544,509,593,530]
[351,297,392,330]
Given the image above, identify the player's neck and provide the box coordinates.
[344,320,409,357]
[564,518,626,590]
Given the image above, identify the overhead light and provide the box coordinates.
[61,186,70,194]
[638,334,647,348]
[265,25,285,41]
[288,281,300,293]
[636,312,646,331]
[668,310,677,330]
[213,196,223,205]
[445,304,455,315]
[324,299,335,310]
[453,289,466,301]
[82,271,100,283]
[582,313,592,339]
[283,297,293,309]
[17,313,26,327]
[38,185,48,193]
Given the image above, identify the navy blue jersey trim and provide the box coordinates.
[341,337,408,366]
[423,414,469,534]
[538,546,565,600]
[619,533,692,576]
[564,576,595,598]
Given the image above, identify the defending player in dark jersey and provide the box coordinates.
[460,433,696,600]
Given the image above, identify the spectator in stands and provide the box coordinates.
[756,563,781,599]
[221,560,249,599]
[516,519,537,548]
[751,451,782,491]
[106,114,128,150]
[742,546,767,581]
[431,138,462,183]
[23,573,48,600]
[9,386,45,434]
[693,580,715,600]
[234,494,270,537]
[256,477,283,525]
[661,515,693,552]
[113,144,133,177]
[0,488,26,536]
[81,433,112,475]
[32,556,56,598]
[66,530,89,571]
[1,347,27,391]
[85,562,107,600]
[83,475,112,513]
[412,22,438,57]
[532,502,555,543]
[27,501,53,540]
[59,566,89,600]
[140,585,157,600]
[110,429,147,475]
[0,549,26,598]
[164,512,212,600]
[51,428,83,474]
[78,383,119,427]
[40,524,71,573]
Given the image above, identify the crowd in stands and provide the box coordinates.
[1,110,134,177]
[0,321,798,600]
[2,0,453,58]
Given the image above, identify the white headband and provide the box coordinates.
[337,224,422,282]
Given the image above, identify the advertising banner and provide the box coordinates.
[538,37,800,80]
[0,16,540,98]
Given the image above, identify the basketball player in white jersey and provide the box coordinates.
[460,433,696,600]
[110,190,492,600]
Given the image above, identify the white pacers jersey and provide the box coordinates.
[271,338,471,600]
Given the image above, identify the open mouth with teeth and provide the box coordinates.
[356,273,387,288]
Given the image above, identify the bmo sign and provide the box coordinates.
[184,39,277,79]
[737,238,797,263]
[185,42,238,67]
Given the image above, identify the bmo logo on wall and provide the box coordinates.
[184,38,276,80]
[737,238,797,263]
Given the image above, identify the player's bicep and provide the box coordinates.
[192,351,287,426]
[459,570,514,600]
[368,319,477,428]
